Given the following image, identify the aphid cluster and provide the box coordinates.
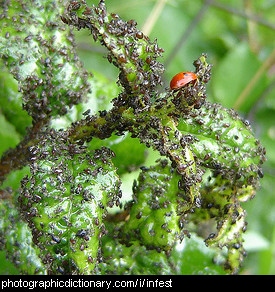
[120,160,183,253]
[19,130,121,274]
[0,188,46,274]
[0,0,90,122]
[60,1,266,272]
[0,0,266,275]
[62,0,164,111]
[168,54,211,113]
[177,101,266,188]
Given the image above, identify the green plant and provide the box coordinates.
[0,0,267,275]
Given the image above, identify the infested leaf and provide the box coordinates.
[0,189,46,275]
[120,160,183,251]
[0,0,91,121]
[19,130,121,274]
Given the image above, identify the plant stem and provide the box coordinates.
[0,119,47,185]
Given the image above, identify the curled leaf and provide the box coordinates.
[19,130,121,274]
[120,160,184,251]
[178,101,266,189]
[62,0,164,110]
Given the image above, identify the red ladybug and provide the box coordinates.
[170,71,197,90]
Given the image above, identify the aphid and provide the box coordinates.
[70,1,81,11]
[170,71,197,90]
[135,31,143,39]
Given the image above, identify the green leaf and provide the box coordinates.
[62,0,164,109]
[100,223,174,275]
[0,189,46,275]
[177,101,266,189]
[0,65,32,135]
[170,233,226,275]
[0,0,91,121]
[0,251,20,275]
[0,114,20,156]
[100,223,226,275]
[19,131,121,274]
[121,160,182,251]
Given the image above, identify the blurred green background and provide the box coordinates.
[0,0,274,274]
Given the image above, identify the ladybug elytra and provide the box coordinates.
[170,71,197,90]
